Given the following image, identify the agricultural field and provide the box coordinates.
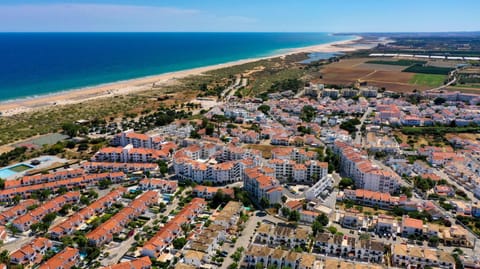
[402,64,454,75]
[409,74,446,87]
[318,58,431,92]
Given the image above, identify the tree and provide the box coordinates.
[300,105,316,122]
[312,221,324,236]
[189,130,201,139]
[62,122,80,138]
[0,250,9,264]
[428,236,439,247]
[316,213,329,226]
[98,179,112,189]
[327,226,337,234]
[434,97,446,105]
[42,212,57,225]
[288,210,300,222]
[173,237,187,249]
[80,195,91,205]
[205,123,215,136]
[258,104,270,114]
[339,177,355,190]
[281,207,290,217]
[260,197,270,208]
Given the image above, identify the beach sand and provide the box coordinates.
[0,36,375,116]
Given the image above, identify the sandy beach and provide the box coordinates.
[0,36,375,116]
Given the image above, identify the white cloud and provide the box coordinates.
[0,4,206,31]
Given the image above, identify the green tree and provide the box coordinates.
[62,122,80,138]
[288,210,300,222]
[327,226,337,234]
[281,207,290,217]
[316,213,329,226]
[172,237,187,249]
[300,105,316,122]
[0,250,9,264]
[339,177,355,190]
[312,221,324,236]
[434,97,446,105]
[258,104,271,114]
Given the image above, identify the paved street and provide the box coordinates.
[99,188,182,266]
[220,211,285,269]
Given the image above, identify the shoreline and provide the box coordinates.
[0,35,374,116]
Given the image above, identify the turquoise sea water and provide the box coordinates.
[0,33,352,102]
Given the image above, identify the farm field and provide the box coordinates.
[409,74,446,87]
[318,58,428,91]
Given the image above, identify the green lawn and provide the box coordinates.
[409,73,446,87]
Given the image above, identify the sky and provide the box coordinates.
[0,0,479,32]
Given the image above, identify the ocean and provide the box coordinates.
[0,32,351,102]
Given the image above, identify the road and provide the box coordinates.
[100,188,182,266]
[354,107,372,145]
[432,168,479,204]
[220,211,288,269]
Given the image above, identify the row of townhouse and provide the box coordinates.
[0,172,125,202]
[82,161,159,173]
[138,178,178,193]
[313,233,385,263]
[271,147,318,163]
[12,192,80,232]
[173,158,248,184]
[141,198,207,259]
[10,237,52,266]
[217,144,262,162]
[93,142,176,163]
[341,189,402,209]
[0,199,37,224]
[4,168,85,189]
[229,128,260,144]
[174,143,220,161]
[212,201,243,229]
[192,185,235,200]
[112,130,164,149]
[266,159,328,183]
[183,224,227,265]
[256,223,310,249]
[100,256,152,269]
[334,141,401,194]
[391,244,456,269]
[244,245,317,269]
[243,167,283,205]
[49,187,127,239]
[182,202,242,267]
[87,190,158,246]
[39,247,79,269]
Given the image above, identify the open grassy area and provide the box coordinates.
[409,73,446,87]
[9,164,32,172]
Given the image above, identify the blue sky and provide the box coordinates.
[0,0,479,32]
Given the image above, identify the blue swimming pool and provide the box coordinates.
[0,163,35,178]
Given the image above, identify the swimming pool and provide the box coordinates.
[0,163,35,179]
